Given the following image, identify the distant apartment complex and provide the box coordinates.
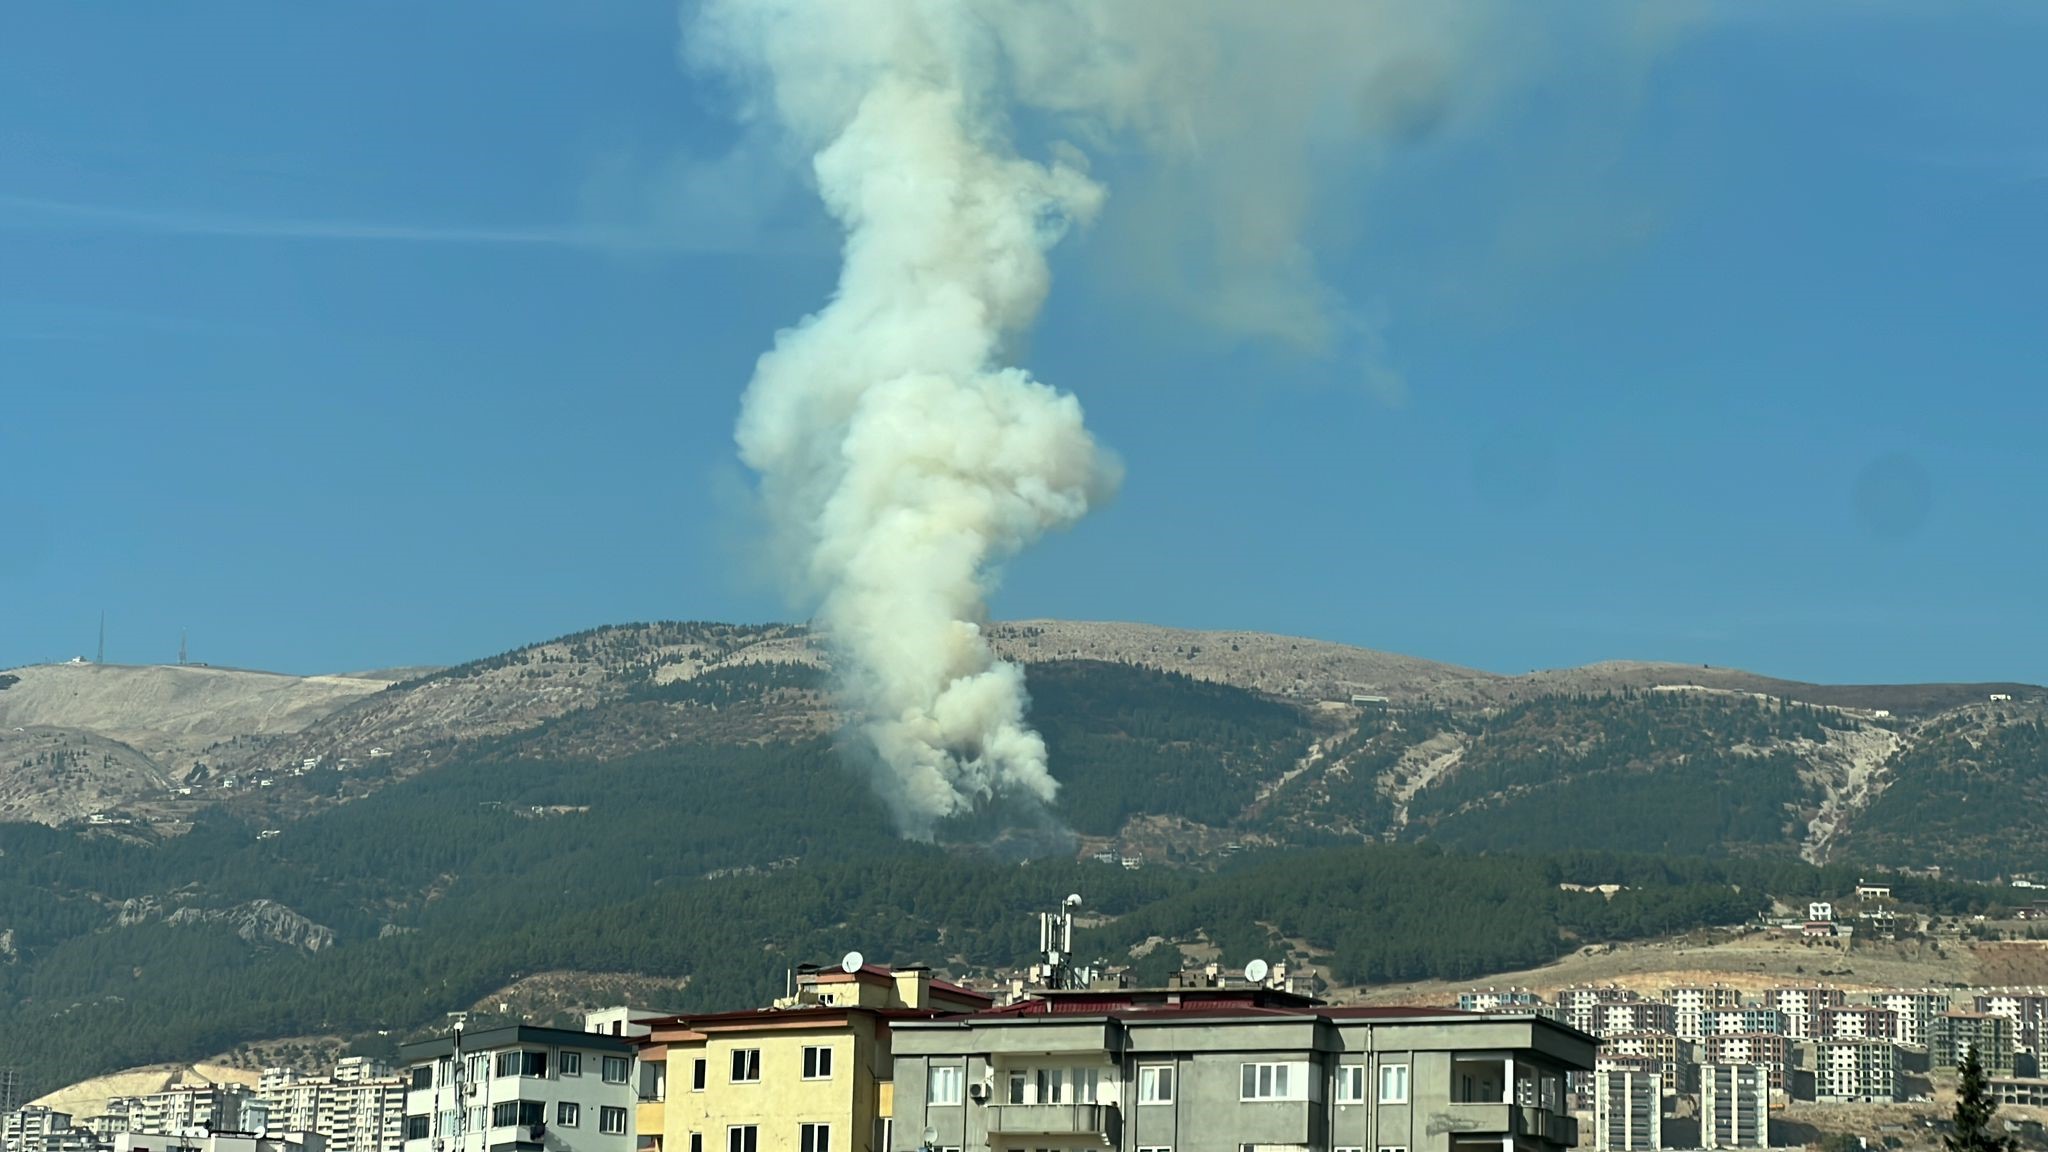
[1814,1040,1896,1102]
[259,1058,404,1152]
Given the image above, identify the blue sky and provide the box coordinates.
[4,3,2044,684]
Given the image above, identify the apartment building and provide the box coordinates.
[1698,1065,1766,1150]
[1457,990,1541,1014]
[1814,1008,1897,1042]
[1762,989,1846,1041]
[1592,1069,1660,1152]
[1662,987,1742,1040]
[258,1058,404,1152]
[1700,1036,1790,1094]
[1866,992,1949,1049]
[1933,1013,2015,1075]
[398,1025,640,1152]
[889,987,1593,1152]
[1973,991,2048,1053]
[1591,1005,1675,1041]
[638,963,993,1152]
[1556,988,1631,1038]
[1599,1035,1695,1096]
[1700,1010,1784,1039]
[1814,1040,1896,1103]
[112,1134,325,1152]
[1989,1078,2048,1108]
[3,1107,103,1152]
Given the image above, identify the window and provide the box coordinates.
[1379,1064,1410,1104]
[496,1051,547,1078]
[404,1116,430,1141]
[1240,1062,1305,1101]
[727,1127,759,1152]
[1008,1071,1027,1104]
[560,1052,583,1077]
[491,1102,545,1129]
[800,1124,831,1152]
[600,1107,628,1136]
[410,1067,432,1091]
[1138,1147,1172,1152]
[1379,1145,1408,1152]
[557,1103,580,1128]
[693,1059,708,1092]
[929,1066,963,1105]
[604,1055,632,1084]
[1335,1146,1363,1152]
[1336,1065,1366,1103]
[730,1050,762,1084]
[803,1046,834,1079]
[690,1136,703,1152]
[1138,1066,1175,1105]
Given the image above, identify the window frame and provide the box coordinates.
[556,1103,580,1128]
[693,1059,708,1092]
[603,1055,632,1085]
[404,1116,430,1141]
[800,1123,831,1152]
[1239,1061,1304,1102]
[727,1126,759,1152]
[599,1106,629,1136]
[1379,1063,1411,1104]
[928,1065,964,1105]
[690,1135,703,1152]
[560,1052,583,1077]
[1137,1065,1175,1105]
[803,1045,835,1080]
[730,1049,762,1085]
[1335,1064,1366,1104]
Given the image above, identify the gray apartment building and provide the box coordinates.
[398,1025,640,1152]
[1698,1066,1766,1150]
[1590,1070,1658,1152]
[888,987,1593,1152]
[1933,1013,2015,1076]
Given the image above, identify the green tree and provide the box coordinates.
[1945,1047,2016,1152]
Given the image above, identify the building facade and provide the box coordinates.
[1934,1013,2016,1075]
[1662,988,1742,1041]
[1762,989,1845,1041]
[398,1025,640,1152]
[1699,1036,1789,1094]
[1699,1011,1783,1039]
[889,990,1593,1152]
[1813,1041,1896,1103]
[638,964,992,1152]
[1698,1066,1766,1150]
[1814,1009,1897,1042]
[1866,993,1948,1050]
[1591,1070,1660,1152]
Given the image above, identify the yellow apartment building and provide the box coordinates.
[638,965,990,1152]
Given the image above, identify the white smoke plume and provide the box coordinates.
[688,0,1691,838]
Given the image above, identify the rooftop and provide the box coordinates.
[398,1024,637,1062]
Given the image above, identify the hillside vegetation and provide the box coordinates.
[1,621,2043,1099]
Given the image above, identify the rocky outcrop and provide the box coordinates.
[115,897,334,952]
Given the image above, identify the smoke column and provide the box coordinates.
[694,2,1121,838]
[691,0,1687,838]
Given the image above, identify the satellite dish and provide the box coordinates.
[841,950,865,974]
[1244,959,1271,984]
[1064,893,1083,907]
[922,1128,938,1148]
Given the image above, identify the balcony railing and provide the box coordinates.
[984,1103,1119,1142]
[1441,1104,1577,1146]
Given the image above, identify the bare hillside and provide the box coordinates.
[0,663,390,766]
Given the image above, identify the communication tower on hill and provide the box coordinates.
[179,629,188,666]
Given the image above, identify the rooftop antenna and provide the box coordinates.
[1038,893,1083,989]
[841,950,865,974]
[97,612,105,665]
[178,630,188,667]
[1244,958,1271,986]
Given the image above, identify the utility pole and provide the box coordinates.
[97,612,106,665]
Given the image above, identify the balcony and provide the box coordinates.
[1439,1104,1577,1146]
[984,1103,1119,1143]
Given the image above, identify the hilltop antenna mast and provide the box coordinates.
[97,612,105,665]
[179,630,188,666]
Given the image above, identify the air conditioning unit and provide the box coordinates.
[967,1083,990,1103]
[464,1086,479,1097]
